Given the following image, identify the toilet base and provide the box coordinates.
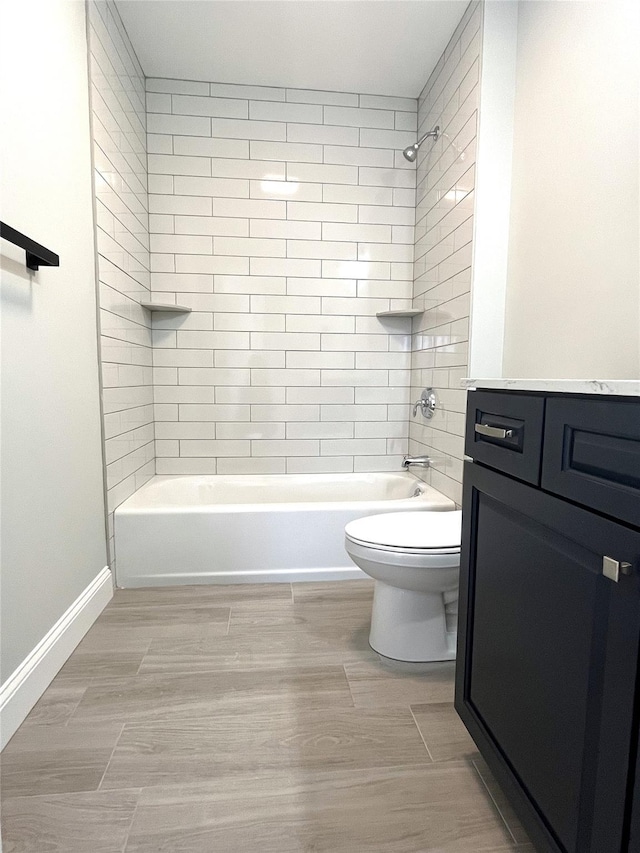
[369,580,456,663]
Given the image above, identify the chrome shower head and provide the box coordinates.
[403,144,419,162]
[402,126,440,162]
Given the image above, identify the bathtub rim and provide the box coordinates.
[116,497,441,516]
[115,471,450,515]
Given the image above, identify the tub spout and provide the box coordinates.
[402,455,431,469]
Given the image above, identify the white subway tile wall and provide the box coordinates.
[88,0,154,565]
[408,1,481,505]
[146,78,419,474]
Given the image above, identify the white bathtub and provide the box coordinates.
[114,472,455,587]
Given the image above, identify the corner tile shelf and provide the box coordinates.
[140,302,192,314]
[376,309,423,318]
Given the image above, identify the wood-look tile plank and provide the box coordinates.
[138,628,373,675]
[17,682,87,728]
[1,789,139,852]
[221,599,297,630]
[344,660,456,707]
[100,706,430,790]
[70,665,353,725]
[1,725,123,798]
[68,624,154,656]
[292,579,374,603]
[228,600,372,638]
[110,583,292,609]
[411,702,479,762]
[56,644,148,681]
[94,603,231,639]
[125,762,516,853]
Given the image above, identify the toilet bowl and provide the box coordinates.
[345,510,462,663]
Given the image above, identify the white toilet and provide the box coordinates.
[344,510,462,663]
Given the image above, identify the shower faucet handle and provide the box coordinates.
[412,388,437,419]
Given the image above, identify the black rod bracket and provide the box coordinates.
[0,221,60,271]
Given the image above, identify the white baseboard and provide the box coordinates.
[0,566,113,750]
[120,566,368,587]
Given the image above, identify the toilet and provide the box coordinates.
[344,510,462,663]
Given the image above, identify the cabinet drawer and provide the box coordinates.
[465,391,545,485]
[542,397,640,528]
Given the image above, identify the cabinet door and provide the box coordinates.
[456,461,640,853]
[628,747,640,853]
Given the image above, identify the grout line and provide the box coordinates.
[133,638,153,676]
[119,786,144,853]
[342,664,356,708]
[408,705,434,762]
[97,721,127,791]
[60,688,89,728]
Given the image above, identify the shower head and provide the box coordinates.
[402,126,440,162]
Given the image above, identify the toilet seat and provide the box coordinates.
[345,510,462,556]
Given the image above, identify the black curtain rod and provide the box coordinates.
[0,221,60,271]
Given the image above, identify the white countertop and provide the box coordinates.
[462,378,640,397]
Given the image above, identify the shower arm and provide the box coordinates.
[416,127,439,147]
[402,126,440,161]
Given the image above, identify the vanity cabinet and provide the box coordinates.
[456,390,640,853]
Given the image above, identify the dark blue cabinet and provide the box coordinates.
[457,391,640,853]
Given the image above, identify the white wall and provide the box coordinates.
[468,0,517,378]
[503,0,640,379]
[146,80,417,475]
[0,0,108,683]
[409,1,482,506]
[88,0,154,570]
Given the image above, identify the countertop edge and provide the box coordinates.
[461,378,640,397]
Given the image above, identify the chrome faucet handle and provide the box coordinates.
[412,388,437,419]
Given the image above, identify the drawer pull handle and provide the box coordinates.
[603,557,633,583]
[475,423,514,439]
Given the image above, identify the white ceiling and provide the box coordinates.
[115,1,468,98]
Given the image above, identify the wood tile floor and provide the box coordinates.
[1,581,535,852]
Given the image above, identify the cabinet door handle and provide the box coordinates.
[603,557,633,582]
[475,423,514,440]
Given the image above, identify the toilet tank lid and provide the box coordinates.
[345,510,462,550]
